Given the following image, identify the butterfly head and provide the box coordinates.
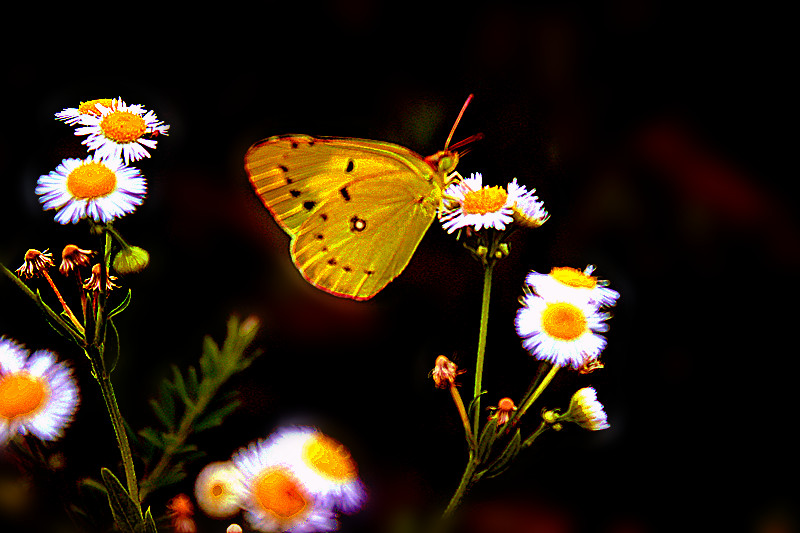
[425,150,459,176]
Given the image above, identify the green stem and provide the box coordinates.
[442,454,479,520]
[516,364,560,419]
[521,421,549,449]
[472,262,494,433]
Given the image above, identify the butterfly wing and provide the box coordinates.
[245,135,445,300]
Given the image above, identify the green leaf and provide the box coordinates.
[467,390,489,421]
[193,399,241,432]
[108,289,132,319]
[100,468,142,533]
[483,428,523,479]
[148,397,174,431]
[138,427,165,449]
[170,364,194,408]
[477,419,499,462]
[140,507,159,533]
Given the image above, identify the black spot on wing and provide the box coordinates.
[340,187,351,202]
[290,190,301,198]
[303,200,316,210]
[349,216,367,232]
[345,159,355,173]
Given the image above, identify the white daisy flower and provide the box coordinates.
[508,178,549,228]
[194,461,243,519]
[232,438,338,533]
[560,387,610,431]
[515,293,612,369]
[439,173,517,233]
[74,99,169,164]
[0,338,80,445]
[266,426,367,514]
[526,265,620,308]
[54,98,139,126]
[35,154,147,224]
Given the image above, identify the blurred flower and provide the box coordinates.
[232,439,337,532]
[0,338,79,445]
[166,494,196,533]
[227,525,243,533]
[487,397,517,426]
[15,249,55,279]
[515,294,611,370]
[83,264,119,292]
[74,99,169,163]
[509,179,549,228]
[440,173,515,233]
[195,461,242,519]
[59,245,95,276]
[526,266,619,308]
[36,155,146,224]
[267,426,367,514]
[54,98,132,126]
[560,387,610,431]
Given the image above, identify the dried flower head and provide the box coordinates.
[431,355,463,389]
[59,245,95,276]
[83,264,119,292]
[15,249,55,279]
[167,494,196,533]
[487,397,517,425]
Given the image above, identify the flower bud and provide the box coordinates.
[112,245,150,274]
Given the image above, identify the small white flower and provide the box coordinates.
[54,98,134,126]
[74,99,168,164]
[232,438,338,533]
[561,387,610,430]
[35,154,146,224]
[508,178,549,228]
[194,461,243,519]
[526,265,620,308]
[0,338,80,444]
[439,173,516,233]
[266,426,367,513]
[515,293,612,369]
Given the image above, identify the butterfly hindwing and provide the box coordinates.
[291,177,440,300]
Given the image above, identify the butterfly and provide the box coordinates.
[245,95,479,300]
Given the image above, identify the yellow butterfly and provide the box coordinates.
[245,95,479,300]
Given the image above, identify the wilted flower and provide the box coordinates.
[0,338,80,445]
[59,245,95,276]
[15,249,55,279]
[166,494,196,533]
[36,154,146,224]
[431,355,461,389]
[487,397,517,426]
[83,264,119,292]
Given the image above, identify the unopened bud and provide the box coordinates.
[112,246,150,274]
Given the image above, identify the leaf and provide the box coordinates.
[171,364,194,407]
[148,398,174,432]
[138,427,165,450]
[477,419,499,462]
[467,390,489,421]
[108,289,132,319]
[140,507,159,533]
[101,468,142,533]
[193,399,241,432]
[483,428,523,479]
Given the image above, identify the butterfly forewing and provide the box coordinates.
[291,177,440,300]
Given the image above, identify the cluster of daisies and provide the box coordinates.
[0,337,79,445]
[185,426,366,533]
[439,172,549,234]
[38,98,169,225]
[515,265,620,430]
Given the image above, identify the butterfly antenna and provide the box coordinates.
[444,94,475,151]
[448,132,484,153]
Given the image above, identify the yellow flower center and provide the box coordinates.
[66,162,117,199]
[550,267,597,289]
[252,467,308,520]
[78,99,115,117]
[211,482,225,497]
[302,434,357,481]
[462,186,508,215]
[0,373,48,419]
[99,110,146,143]
[541,302,587,341]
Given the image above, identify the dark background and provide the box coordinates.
[1,2,796,532]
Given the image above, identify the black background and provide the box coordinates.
[1,2,797,532]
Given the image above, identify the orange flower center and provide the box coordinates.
[211,482,225,497]
[462,186,508,215]
[0,373,48,419]
[252,467,308,520]
[302,434,357,481]
[541,302,587,341]
[66,162,117,199]
[78,98,115,117]
[550,267,597,289]
[497,397,516,411]
[100,110,146,143]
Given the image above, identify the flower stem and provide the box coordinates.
[521,421,549,449]
[517,364,560,420]
[449,383,475,448]
[442,454,479,520]
[472,262,494,433]
[41,269,84,335]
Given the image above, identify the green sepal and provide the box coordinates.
[100,467,142,533]
[108,289,132,319]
